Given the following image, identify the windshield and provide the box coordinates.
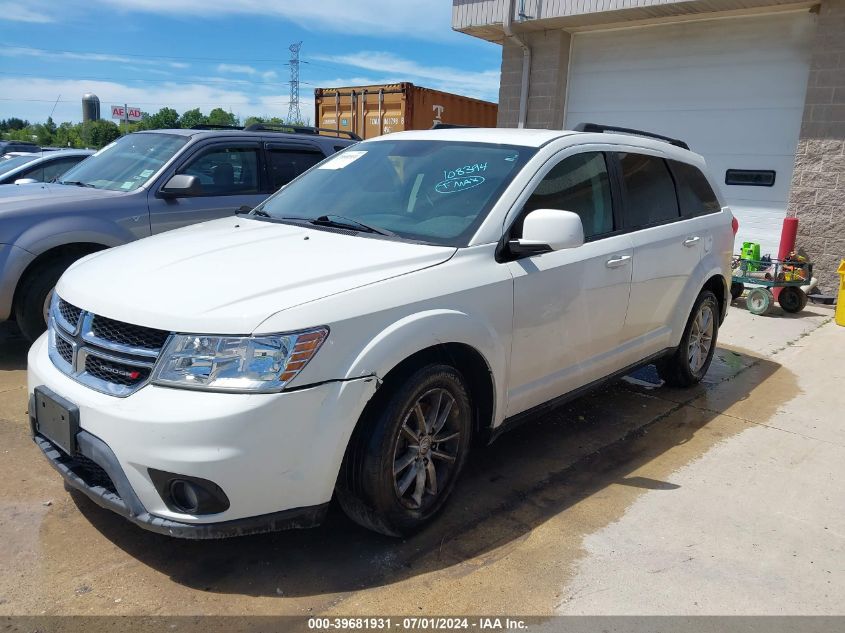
[58,133,188,192]
[254,140,535,246]
[0,154,37,176]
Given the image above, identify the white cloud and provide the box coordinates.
[216,64,277,82]
[0,77,291,124]
[92,0,454,40]
[0,2,53,22]
[122,65,172,76]
[217,63,258,75]
[309,52,500,102]
[0,46,190,69]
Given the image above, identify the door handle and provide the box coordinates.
[683,236,701,247]
[606,255,632,268]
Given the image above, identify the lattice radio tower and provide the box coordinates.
[287,41,303,123]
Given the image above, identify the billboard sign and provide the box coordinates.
[111,105,143,122]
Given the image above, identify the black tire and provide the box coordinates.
[657,290,719,388]
[730,282,745,301]
[799,288,809,311]
[336,363,473,537]
[778,286,805,313]
[14,256,77,342]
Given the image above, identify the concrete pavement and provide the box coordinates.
[0,300,841,617]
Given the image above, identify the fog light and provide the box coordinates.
[169,479,200,513]
[148,468,230,515]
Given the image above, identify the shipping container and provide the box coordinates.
[314,83,497,140]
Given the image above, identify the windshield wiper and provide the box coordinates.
[310,214,396,237]
[250,208,271,217]
[59,180,97,188]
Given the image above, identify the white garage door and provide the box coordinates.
[565,11,814,256]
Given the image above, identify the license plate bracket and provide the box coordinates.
[34,387,79,456]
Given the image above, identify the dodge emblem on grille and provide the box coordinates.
[93,362,141,380]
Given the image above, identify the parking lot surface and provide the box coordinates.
[1,301,842,617]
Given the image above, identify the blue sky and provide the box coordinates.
[0,0,502,124]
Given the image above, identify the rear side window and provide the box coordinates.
[670,160,721,216]
[523,152,614,239]
[617,153,679,227]
[267,148,324,191]
[42,157,85,182]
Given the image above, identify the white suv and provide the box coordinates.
[27,125,735,538]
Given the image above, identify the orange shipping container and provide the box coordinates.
[314,82,497,140]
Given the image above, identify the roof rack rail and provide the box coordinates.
[573,122,690,150]
[191,124,244,130]
[243,123,361,141]
[431,123,476,130]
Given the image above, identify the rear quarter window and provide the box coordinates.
[669,160,721,217]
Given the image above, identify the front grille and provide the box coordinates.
[71,453,119,496]
[84,355,151,387]
[91,314,170,350]
[55,335,73,364]
[48,295,168,397]
[58,298,82,329]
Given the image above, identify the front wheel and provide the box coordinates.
[336,364,473,536]
[657,290,719,388]
[746,287,774,316]
[14,257,77,342]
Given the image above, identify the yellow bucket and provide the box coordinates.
[837,260,845,327]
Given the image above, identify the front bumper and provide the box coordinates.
[27,334,379,537]
[31,429,329,538]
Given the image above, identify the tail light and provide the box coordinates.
[731,216,739,235]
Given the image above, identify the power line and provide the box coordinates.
[0,97,291,106]
[0,71,298,88]
[0,43,293,65]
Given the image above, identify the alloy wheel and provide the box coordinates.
[687,302,714,374]
[392,387,461,509]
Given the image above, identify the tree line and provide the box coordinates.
[0,108,307,149]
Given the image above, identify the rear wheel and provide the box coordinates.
[14,256,77,342]
[778,286,805,313]
[336,364,472,536]
[730,282,745,301]
[657,290,719,388]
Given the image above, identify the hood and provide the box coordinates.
[57,217,456,333]
[0,184,128,244]
[0,182,124,214]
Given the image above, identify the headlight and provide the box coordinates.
[151,327,328,392]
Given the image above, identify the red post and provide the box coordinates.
[774,217,799,300]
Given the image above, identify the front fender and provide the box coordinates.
[15,216,136,256]
[344,309,508,426]
[0,244,36,321]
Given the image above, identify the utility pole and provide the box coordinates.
[287,41,302,124]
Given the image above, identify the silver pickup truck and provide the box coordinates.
[0,125,357,340]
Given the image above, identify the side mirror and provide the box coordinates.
[14,178,38,185]
[160,174,202,198]
[508,209,585,257]
[236,205,253,214]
